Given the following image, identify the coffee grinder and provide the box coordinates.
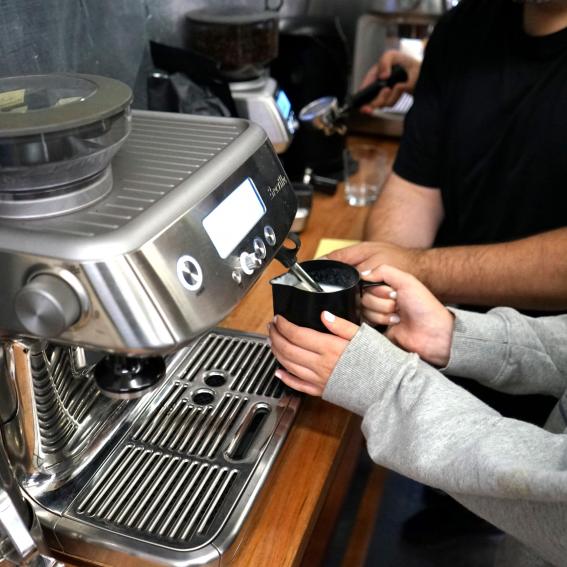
[185,6,298,155]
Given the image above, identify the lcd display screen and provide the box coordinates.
[276,89,292,120]
[203,178,266,259]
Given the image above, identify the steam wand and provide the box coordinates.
[275,232,324,293]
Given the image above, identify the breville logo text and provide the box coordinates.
[267,175,287,199]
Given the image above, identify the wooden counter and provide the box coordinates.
[222,137,398,567]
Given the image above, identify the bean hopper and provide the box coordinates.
[185,6,298,155]
[0,73,300,566]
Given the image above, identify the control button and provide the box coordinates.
[15,274,82,337]
[177,255,203,292]
[264,225,276,246]
[240,252,262,275]
[253,237,267,259]
[232,270,242,285]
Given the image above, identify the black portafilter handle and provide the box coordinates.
[344,64,408,113]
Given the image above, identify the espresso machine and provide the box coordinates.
[0,73,300,566]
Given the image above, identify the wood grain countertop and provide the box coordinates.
[221,136,399,567]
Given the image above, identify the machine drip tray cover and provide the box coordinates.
[60,329,300,564]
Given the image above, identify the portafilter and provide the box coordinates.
[299,65,408,136]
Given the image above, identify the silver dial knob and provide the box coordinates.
[240,252,262,275]
[264,225,277,246]
[15,274,82,337]
[253,237,267,259]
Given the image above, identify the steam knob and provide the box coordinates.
[240,251,262,275]
[15,274,82,337]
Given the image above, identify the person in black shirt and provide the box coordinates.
[331,0,567,315]
[329,0,567,547]
[332,0,567,409]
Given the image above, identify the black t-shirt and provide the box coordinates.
[394,0,567,248]
[395,0,566,417]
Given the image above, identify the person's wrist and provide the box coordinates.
[408,248,429,285]
[423,309,455,368]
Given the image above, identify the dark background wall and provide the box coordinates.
[0,0,376,108]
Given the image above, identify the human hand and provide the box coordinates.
[359,50,421,113]
[327,242,431,327]
[365,265,454,367]
[328,240,423,276]
[268,312,359,396]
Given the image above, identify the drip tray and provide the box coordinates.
[59,329,300,565]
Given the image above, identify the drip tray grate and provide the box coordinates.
[67,328,300,556]
[76,445,239,543]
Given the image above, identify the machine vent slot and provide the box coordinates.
[76,445,238,543]
[179,333,284,398]
[226,404,271,461]
[32,348,103,454]
[132,388,247,459]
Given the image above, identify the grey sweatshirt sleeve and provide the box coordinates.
[444,308,567,398]
[322,323,567,566]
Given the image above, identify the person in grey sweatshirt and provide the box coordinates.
[268,264,567,567]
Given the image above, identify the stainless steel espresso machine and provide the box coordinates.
[0,73,300,566]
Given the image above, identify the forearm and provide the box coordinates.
[363,173,443,247]
[324,325,567,501]
[445,308,567,397]
[453,494,567,567]
[326,325,567,565]
[414,228,567,310]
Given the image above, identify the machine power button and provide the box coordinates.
[15,274,81,338]
[264,226,276,246]
[253,237,267,259]
[232,270,243,285]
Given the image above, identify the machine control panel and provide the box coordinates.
[200,175,291,288]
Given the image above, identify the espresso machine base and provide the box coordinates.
[28,328,299,567]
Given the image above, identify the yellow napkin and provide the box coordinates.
[314,238,360,259]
